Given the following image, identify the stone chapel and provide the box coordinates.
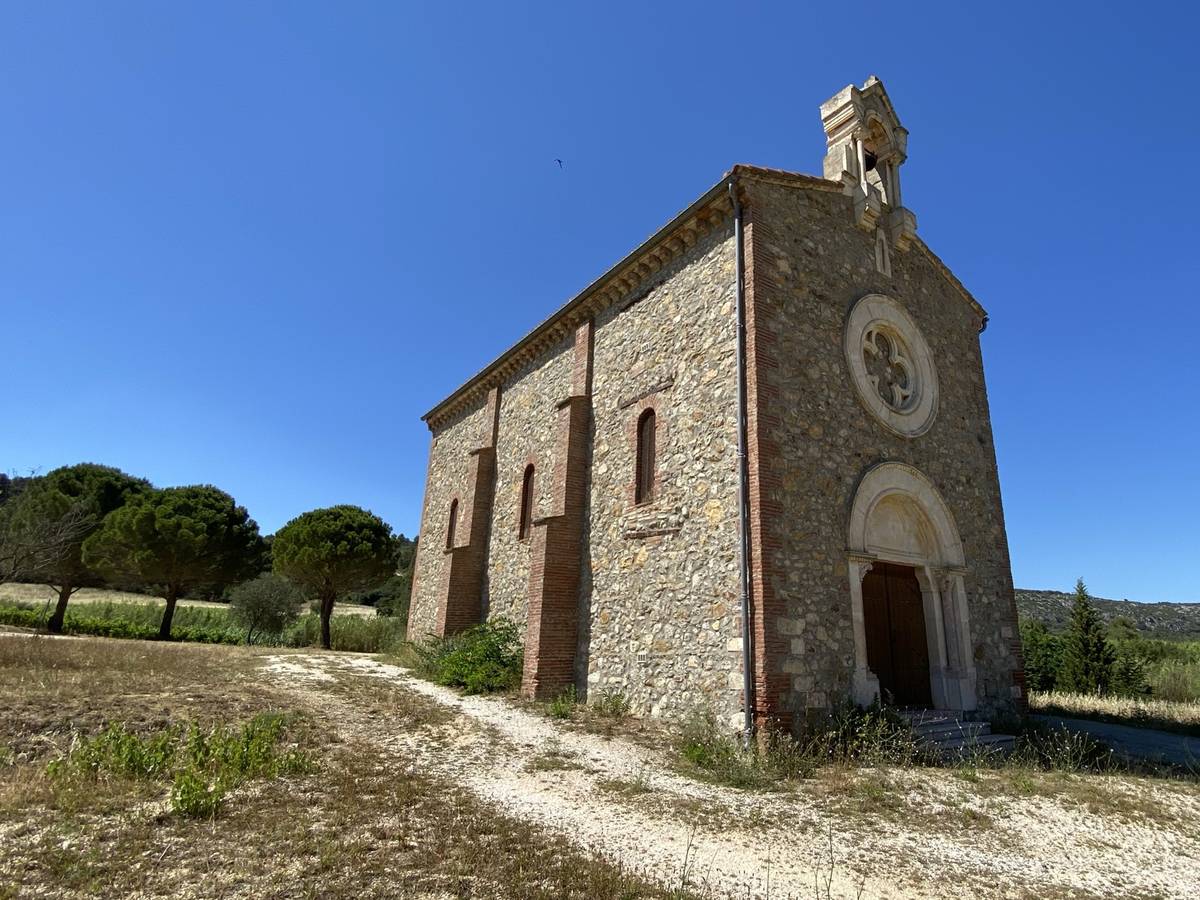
[407,77,1026,731]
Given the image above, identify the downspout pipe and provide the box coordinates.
[730,179,755,746]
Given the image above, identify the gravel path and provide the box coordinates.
[264,653,1200,900]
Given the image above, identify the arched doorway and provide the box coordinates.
[846,463,977,711]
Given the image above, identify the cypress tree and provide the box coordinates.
[1059,578,1116,695]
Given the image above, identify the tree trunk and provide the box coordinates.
[320,594,334,650]
[47,583,74,634]
[159,587,179,640]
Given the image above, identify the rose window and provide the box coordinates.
[862,327,913,411]
[844,294,938,437]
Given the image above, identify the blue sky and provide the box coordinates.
[3,2,1197,601]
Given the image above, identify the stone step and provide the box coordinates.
[915,720,990,740]
[933,733,1017,757]
[897,708,962,725]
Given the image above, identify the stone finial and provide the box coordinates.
[820,77,917,249]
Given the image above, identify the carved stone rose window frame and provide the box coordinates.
[844,294,938,437]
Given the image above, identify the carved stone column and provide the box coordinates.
[917,565,952,710]
[847,553,880,706]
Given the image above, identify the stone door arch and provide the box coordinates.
[846,462,977,710]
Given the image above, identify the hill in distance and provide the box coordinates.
[1016,588,1200,639]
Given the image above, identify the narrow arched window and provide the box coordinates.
[518,465,535,539]
[635,408,656,504]
[446,499,458,550]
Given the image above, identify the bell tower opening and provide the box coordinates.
[820,76,917,249]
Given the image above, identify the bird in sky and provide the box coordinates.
[554,158,563,169]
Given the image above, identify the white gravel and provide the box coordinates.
[264,653,1200,900]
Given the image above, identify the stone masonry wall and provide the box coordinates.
[583,224,743,723]
[486,338,574,629]
[743,179,1022,721]
[408,399,489,638]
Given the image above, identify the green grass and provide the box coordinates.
[46,712,312,818]
[0,599,406,653]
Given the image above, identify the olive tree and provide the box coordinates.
[228,574,305,644]
[272,505,394,650]
[83,485,264,639]
[8,463,150,631]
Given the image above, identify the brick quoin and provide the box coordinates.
[741,194,792,730]
[521,320,593,699]
[434,387,501,636]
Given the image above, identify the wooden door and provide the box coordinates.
[862,563,932,707]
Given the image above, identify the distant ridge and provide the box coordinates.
[1016,589,1200,639]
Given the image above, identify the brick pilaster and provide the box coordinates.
[521,321,593,699]
[741,194,791,729]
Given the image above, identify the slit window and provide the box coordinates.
[635,408,656,504]
[446,499,458,550]
[518,465,535,539]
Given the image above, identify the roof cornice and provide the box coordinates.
[421,164,983,430]
[423,173,741,430]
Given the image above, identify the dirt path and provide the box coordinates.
[264,652,1200,900]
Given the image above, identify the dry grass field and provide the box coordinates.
[0,634,685,899]
[3,633,1199,899]
[1030,690,1200,733]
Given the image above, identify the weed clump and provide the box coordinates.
[676,704,928,790]
[676,712,815,789]
[800,703,927,767]
[591,690,631,720]
[547,685,578,719]
[412,619,523,694]
[47,712,311,818]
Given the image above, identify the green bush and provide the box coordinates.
[228,574,305,644]
[413,619,523,694]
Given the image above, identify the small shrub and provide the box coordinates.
[228,575,305,644]
[547,685,578,719]
[412,619,523,694]
[798,703,926,767]
[170,769,225,818]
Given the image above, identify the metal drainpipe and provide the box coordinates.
[730,179,755,746]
